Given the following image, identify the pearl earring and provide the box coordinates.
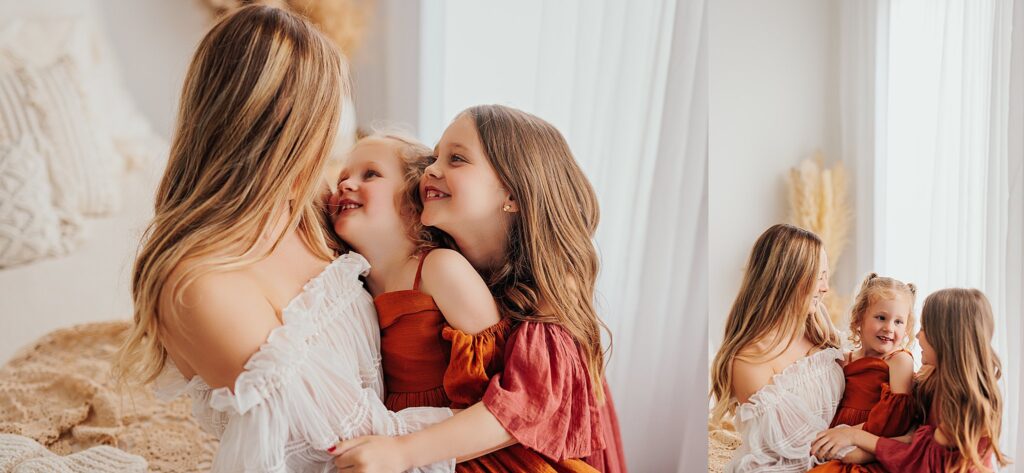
[502,204,512,212]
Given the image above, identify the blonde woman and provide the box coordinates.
[709,224,846,472]
[113,6,452,472]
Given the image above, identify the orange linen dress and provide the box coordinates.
[374,253,598,473]
[808,351,919,473]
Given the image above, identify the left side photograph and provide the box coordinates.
[0,1,709,472]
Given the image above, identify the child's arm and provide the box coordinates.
[837,447,875,464]
[330,401,513,471]
[885,350,915,394]
[418,249,501,334]
[811,426,881,460]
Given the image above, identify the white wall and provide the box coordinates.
[708,0,841,353]
[0,1,209,362]
[349,0,424,138]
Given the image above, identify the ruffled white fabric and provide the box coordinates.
[727,347,848,473]
[154,252,454,473]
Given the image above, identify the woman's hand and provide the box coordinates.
[330,436,411,473]
[811,426,859,461]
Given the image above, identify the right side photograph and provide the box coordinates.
[707,0,1023,472]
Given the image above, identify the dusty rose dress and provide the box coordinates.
[375,253,623,472]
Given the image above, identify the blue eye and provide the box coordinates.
[364,170,380,179]
[426,155,438,165]
[451,154,467,163]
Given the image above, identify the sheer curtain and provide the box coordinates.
[417,0,708,470]
[1008,0,1023,467]
[876,0,1021,468]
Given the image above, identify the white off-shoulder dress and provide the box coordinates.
[727,347,847,473]
[154,252,454,473]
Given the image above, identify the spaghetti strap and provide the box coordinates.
[413,250,433,291]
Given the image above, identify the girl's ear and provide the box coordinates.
[502,194,519,213]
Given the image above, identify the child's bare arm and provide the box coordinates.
[418,249,502,334]
[838,447,875,464]
[885,350,915,394]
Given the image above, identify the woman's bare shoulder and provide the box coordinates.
[731,347,775,404]
[160,263,279,389]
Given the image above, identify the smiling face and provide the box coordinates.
[808,248,830,315]
[858,294,912,357]
[329,139,409,252]
[420,114,515,237]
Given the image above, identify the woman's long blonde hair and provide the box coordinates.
[452,105,608,398]
[916,289,1010,473]
[709,224,841,424]
[113,4,347,385]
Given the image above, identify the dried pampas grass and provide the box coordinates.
[788,152,852,324]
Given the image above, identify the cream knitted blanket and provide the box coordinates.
[0,322,216,472]
[708,420,741,473]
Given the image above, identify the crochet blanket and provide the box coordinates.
[0,322,216,472]
[708,421,741,473]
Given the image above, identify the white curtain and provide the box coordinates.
[1008,0,1024,468]
[876,0,1021,469]
[417,0,708,470]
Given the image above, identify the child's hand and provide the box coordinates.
[811,426,858,461]
[330,435,411,473]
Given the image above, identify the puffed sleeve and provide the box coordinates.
[201,324,455,473]
[175,253,457,473]
[440,318,513,409]
[863,383,918,437]
[480,321,605,462]
[729,384,834,472]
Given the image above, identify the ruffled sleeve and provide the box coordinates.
[863,383,918,437]
[206,331,454,473]
[727,349,847,473]
[480,321,605,462]
[159,253,456,473]
[440,318,513,409]
[730,384,832,471]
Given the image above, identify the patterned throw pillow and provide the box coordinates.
[14,56,121,216]
[0,138,82,268]
[0,17,166,172]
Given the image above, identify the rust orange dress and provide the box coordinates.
[808,350,919,473]
[374,253,599,473]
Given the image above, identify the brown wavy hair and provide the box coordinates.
[418,105,609,397]
[113,4,347,385]
[847,272,917,349]
[915,289,1009,473]
[709,224,841,424]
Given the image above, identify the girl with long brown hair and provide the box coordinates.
[331,105,625,472]
[811,288,1011,473]
[113,6,454,472]
[709,223,844,472]
[326,130,596,472]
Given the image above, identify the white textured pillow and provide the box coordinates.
[1,57,123,216]
[0,17,166,171]
[0,138,82,268]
